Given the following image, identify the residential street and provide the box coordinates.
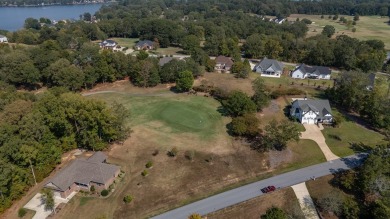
[152,153,367,219]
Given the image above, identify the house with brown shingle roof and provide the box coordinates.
[214,56,234,73]
[44,152,120,198]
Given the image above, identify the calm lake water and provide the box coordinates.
[0,4,104,31]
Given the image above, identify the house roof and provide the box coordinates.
[135,40,154,47]
[295,64,331,76]
[255,58,284,72]
[159,57,174,66]
[292,99,332,118]
[215,56,234,67]
[87,151,107,163]
[47,152,119,191]
[100,40,117,47]
[0,35,6,38]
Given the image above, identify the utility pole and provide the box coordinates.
[29,159,37,186]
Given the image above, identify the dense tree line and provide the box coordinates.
[1,1,386,73]
[0,87,129,213]
[326,71,390,130]
[1,0,390,17]
[327,145,390,218]
[0,41,202,90]
[0,0,110,6]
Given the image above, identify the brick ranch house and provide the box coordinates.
[44,152,120,199]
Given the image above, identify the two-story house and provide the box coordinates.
[214,56,234,73]
[290,99,333,124]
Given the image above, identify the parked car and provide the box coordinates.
[261,185,276,193]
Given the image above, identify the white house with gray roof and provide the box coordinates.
[0,35,8,43]
[44,152,120,198]
[290,99,333,124]
[291,64,331,80]
[254,58,284,78]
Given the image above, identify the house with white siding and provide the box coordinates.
[290,99,333,124]
[291,64,331,80]
[0,35,8,43]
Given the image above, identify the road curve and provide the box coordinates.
[152,153,367,219]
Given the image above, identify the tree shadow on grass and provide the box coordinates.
[349,142,372,153]
[216,105,229,116]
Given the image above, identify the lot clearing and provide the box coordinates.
[46,78,330,219]
[288,14,390,50]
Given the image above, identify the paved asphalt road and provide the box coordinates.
[152,153,367,219]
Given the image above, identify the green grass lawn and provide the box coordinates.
[109,37,139,48]
[79,197,93,206]
[279,139,327,173]
[89,92,224,139]
[288,14,390,50]
[322,121,386,157]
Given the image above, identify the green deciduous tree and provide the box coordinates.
[261,207,287,219]
[252,78,270,111]
[223,91,257,117]
[41,188,55,212]
[322,25,335,38]
[175,70,194,92]
[252,119,301,151]
[230,113,260,137]
[243,34,264,59]
[180,35,200,52]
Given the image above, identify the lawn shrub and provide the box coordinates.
[141,170,149,176]
[185,150,195,160]
[101,189,109,196]
[109,184,114,191]
[18,208,27,218]
[205,155,214,163]
[123,195,133,203]
[90,185,95,192]
[168,147,178,157]
[145,161,153,168]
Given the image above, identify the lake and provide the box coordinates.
[0,4,104,31]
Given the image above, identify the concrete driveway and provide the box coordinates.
[24,192,76,219]
[301,124,339,161]
[291,182,319,219]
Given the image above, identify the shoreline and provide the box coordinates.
[0,1,116,7]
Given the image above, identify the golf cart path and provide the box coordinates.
[291,183,319,219]
[151,153,367,219]
[300,124,339,161]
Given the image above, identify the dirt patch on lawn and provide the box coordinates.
[196,73,254,95]
[82,78,172,94]
[268,149,293,169]
[207,188,304,219]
